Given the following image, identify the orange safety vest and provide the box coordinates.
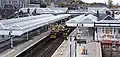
[82,48,85,55]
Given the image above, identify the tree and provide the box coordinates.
[59,2,66,7]
[108,0,113,8]
[39,0,47,8]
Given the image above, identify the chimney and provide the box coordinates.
[106,10,111,15]
[97,10,99,17]
[112,10,115,18]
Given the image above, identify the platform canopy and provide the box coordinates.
[99,7,111,13]
[79,14,97,27]
[88,10,97,13]
[0,14,54,29]
[0,14,71,36]
[19,7,68,14]
[66,14,85,27]
[66,14,97,27]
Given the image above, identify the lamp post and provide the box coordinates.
[74,36,77,57]
[27,32,29,41]
[69,36,72,57]
[9,29,13,49]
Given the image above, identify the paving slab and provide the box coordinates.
[52,41,102,57]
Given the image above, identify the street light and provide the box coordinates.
[69,36,72,57]
[9,28,13,49]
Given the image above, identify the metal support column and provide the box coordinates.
[27,32,29,40]
[93,22,95,41]
[69,36,72,57]
[10,36,13,49]
[75,40,77,57]
[96,27,98,41]
[9,31,13,49]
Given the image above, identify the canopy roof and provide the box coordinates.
[80,14,97,23]
[99,7,111,13]
[0,14,54,29]
[66,14,97,27]
[19,7,68,14]
[66,14,85,27]
[0,14,71,36]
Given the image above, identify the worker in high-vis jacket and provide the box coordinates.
[81,46,85,55]
[81,46,87,55]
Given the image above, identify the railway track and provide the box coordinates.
[17,35,64,57]
[17,27,75,57]
[0,27,75,54]
[35,38,63,57]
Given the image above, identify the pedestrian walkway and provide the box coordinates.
[77,42,102,57]
[0,31,50,57]
[52,40,102,57]
[52,27,102,57]
[52,40,69,57]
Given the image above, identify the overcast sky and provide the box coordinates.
[81,0,120,5]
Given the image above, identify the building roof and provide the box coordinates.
[80,14,97,23]
[0,14,71,36]
[66,14,97,27]
[0,14,54,29]
[99,7,111,13]
[95,15,120,27]
[97,15,119,23]
[66,14,85,27]
[19,7,68,14]
[97,14,107,21]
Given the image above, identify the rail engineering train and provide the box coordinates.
[50,24,69,39]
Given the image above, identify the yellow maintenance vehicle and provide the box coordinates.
[50,24,58,39]
[62,25,69,40]
[50,24,67,39]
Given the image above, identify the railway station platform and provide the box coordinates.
[0,31,50,57]
[52,27,102,57]
[52,40,102,57]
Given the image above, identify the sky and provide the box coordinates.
[81,0,120,5]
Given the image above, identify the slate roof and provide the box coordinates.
[96,14,108,21]
[97,15,120,23]
[102,15,114,20]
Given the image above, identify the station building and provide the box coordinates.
[66,7,120,42]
